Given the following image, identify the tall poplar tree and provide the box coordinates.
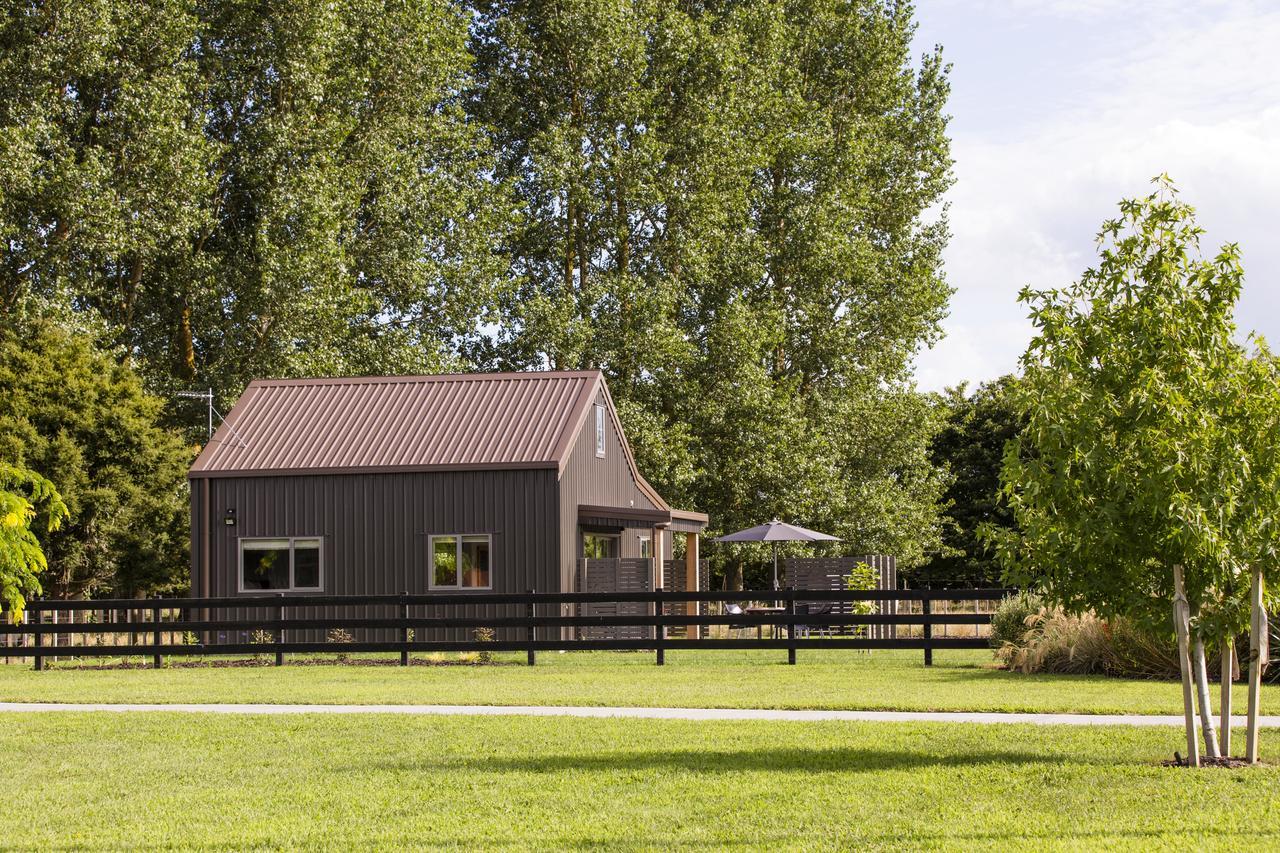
[2,0,511,414]
[471,0,953,578]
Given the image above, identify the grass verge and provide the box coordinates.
[3,712,1279,850]
[3,649,1279,715]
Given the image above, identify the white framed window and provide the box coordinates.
[595,404,606,457]
[638,535,651,558]
[429,534,492,589]
[239,537,323,592]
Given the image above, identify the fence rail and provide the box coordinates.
[1,588,1012,670]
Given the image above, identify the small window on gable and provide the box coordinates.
[595,404,606,457]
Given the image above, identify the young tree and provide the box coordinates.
[991,178,1280,763]
[0,321,194,598]
[0,464,67,620]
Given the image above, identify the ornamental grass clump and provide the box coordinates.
[996,607,1109,675]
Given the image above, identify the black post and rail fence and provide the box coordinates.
[1,588,1010,670]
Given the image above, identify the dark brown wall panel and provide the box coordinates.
[192,469,560,641]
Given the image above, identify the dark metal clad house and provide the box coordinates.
[187,371,707,618]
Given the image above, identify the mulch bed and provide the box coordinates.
[1161,753,1259,769]
[29,657,514,671]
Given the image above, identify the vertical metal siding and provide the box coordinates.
[557,387,665,594]
[203,468,560,642]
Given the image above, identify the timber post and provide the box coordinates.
[1173,564,1200,767]
[1246,567,1266,764]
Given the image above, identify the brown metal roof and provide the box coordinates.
[189,371,603,477]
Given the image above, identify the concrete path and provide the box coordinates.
[3,701,1280,727]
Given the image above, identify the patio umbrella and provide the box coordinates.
[714,520,841,589]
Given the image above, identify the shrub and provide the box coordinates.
[249,628,274,663]
[996,607,1109,675]
[990,591,1044,650]
[1104,618,1181,680]
[327,628,353,663]
[473,627,495,664]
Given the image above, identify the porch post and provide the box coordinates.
[651,525,665,590]
[685,532,700,639]
[652,525,666,646]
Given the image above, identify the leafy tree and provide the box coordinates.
[2,0,511,424]
[912,376,1021,587]
[471,0,954,584]
[990,178,1280,761]
[0,463,68,620]
[0,320,194,598]
[0,0,212,336]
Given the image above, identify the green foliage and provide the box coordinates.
[988,178,1280,641]
[0,463,68,620]
[0,321,193,597]
[913,377,1022,587]
[1105,617,1182,681]
[1,0,512,412]
[990,591,1044,650]
[471,0,955,584]
[473,626,495,664]
[845,561,876,617]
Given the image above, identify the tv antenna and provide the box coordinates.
[176,388,248,448]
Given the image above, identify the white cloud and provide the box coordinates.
[912,2,1280,392]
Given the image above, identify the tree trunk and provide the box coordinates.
[1190,623,1220,758]
[1246,566,1267,764]
[1172,564,1200,766]
[1220,635,1233,757]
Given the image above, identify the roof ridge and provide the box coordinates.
[247,370,602,388]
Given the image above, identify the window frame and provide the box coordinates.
[237,536,324,594]
[595,404,606,457]
[582,532,620,559]
[428,533,494,591]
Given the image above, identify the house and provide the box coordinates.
[187,371,707,612]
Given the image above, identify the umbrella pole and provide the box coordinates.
[772,542,779,590]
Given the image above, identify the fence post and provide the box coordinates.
[655,587,665,666]
[786,586,796,665]
[922,594,933,667]
[400,591,409,667]
[526,589,536,667]
[152,601,163,669]
[32,603,43,671]
[275,596,285,666]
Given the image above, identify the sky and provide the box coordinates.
[909,0,1280,392]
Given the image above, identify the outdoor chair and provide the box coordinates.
[723,603,752,638]
[794,602,834,638]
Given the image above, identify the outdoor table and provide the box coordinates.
[743,605,786,640]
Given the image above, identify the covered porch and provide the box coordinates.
[575,504,708,639]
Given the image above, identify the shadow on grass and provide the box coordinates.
[371,745,1072,776]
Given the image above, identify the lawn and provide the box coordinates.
[4,649,1280,715]
[4,712,1278,850]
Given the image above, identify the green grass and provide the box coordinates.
[4,712,1279,850]
[4,649,1279,714]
